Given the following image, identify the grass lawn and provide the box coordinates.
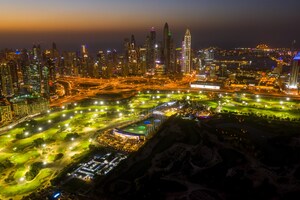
[0,169,53,197]
[1,90,300,198]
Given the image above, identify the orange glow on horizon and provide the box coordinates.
[0,10,162,32]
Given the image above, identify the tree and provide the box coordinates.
[33,138,45,147]
[54,153,64,161]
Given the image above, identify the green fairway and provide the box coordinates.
[0,90,300,198]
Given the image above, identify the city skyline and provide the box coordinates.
[1,0,300,51]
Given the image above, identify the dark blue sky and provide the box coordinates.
[1,0,300,52]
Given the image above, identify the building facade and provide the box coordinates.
[182,29,191,74]
[289,52,300,89]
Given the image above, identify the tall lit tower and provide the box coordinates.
[149,27,156,70]
[182,29,191,74]
[289,52,300,89]
[163,23,171,73]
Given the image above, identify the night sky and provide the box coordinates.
[1,0,300,52]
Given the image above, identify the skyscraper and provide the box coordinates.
[24,63,42,94]
[182,29,191,74]
[289,52,300,89]
[163,23,171,73]
[146,27,156,72]
[0,63,14,96]
[128,35,139,75]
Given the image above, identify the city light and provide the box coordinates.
[0,8,299,199]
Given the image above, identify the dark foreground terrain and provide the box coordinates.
[90,114,300,200]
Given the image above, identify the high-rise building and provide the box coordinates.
[0,63,14,96]
[182,29,192,74]
[60,51,77,76]
[79,45,93,77]
[146,27,156,72]
[175,47,182,73]
[7,60,19,94]
[32,44,42,61]
[105,49,118,77]
[50,42,60,79]
[289,52,300,89]
[81,45,88,58]
[162,23,171,73]
[123,38,130,76]
[128,35,139,75]
[24,63,42,94]
[139,47,147,75]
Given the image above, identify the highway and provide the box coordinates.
[50,76,300,107]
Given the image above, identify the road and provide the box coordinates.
[50,76,300,107]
